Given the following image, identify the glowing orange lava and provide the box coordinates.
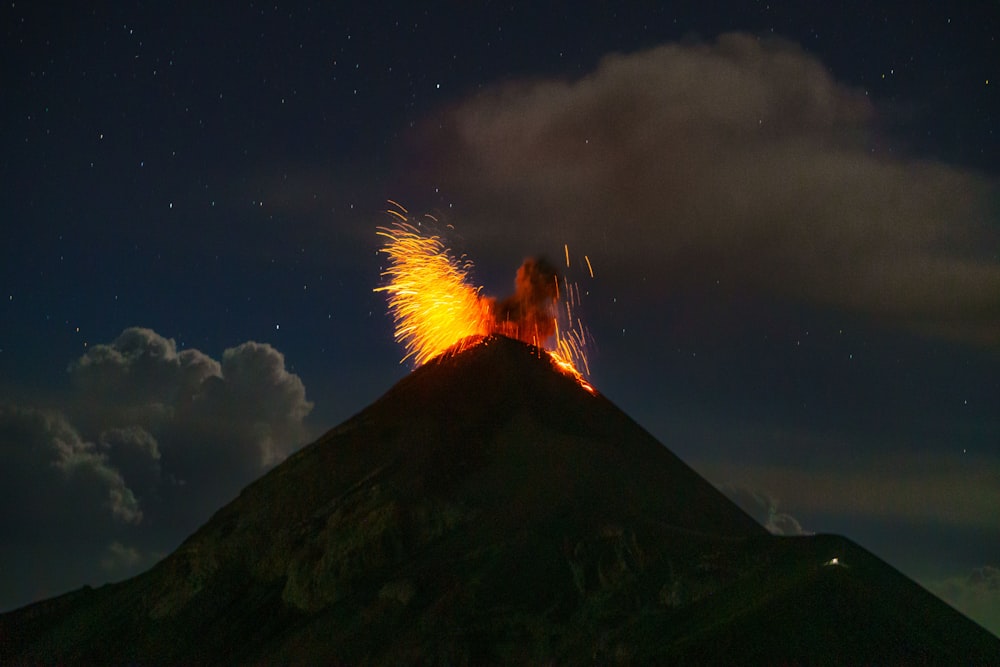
[374,212,492,366]
[375,205,593,392]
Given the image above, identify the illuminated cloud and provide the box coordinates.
[68,328,312,472]
[424,32,1000,345]
[68,327,220,424]
[181,340,314,469]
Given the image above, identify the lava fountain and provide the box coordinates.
[375,203,593,391]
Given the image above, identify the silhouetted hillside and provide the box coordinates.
[2,335,997,664]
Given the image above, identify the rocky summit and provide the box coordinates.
[2,335,998,664]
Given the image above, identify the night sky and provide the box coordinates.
[2,2,998,635]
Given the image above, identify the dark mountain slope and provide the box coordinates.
[2,335,997,664]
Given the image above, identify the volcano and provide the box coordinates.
[2,335,998,664]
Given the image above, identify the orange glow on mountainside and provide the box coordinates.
[375,205,594,392]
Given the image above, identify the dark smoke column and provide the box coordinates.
[492,257,560,344]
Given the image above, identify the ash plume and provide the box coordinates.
[490,257,561,343]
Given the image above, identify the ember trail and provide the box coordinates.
[375,204,592,390]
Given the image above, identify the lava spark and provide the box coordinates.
[375,219,492,366]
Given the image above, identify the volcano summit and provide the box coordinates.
[2,335,998,664]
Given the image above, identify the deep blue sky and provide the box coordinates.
[2,2,998,634]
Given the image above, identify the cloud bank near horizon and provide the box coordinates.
[0,327,312,611]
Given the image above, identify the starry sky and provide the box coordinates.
[2,2,998,635]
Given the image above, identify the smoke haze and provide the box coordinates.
[416,32,1000,346]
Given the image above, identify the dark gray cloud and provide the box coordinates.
[422,32,1000,345]
[98,426,162,496]
[1,328,313,612]
[0,404,142,533]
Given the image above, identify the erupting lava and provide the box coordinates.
[375,203,593,391]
